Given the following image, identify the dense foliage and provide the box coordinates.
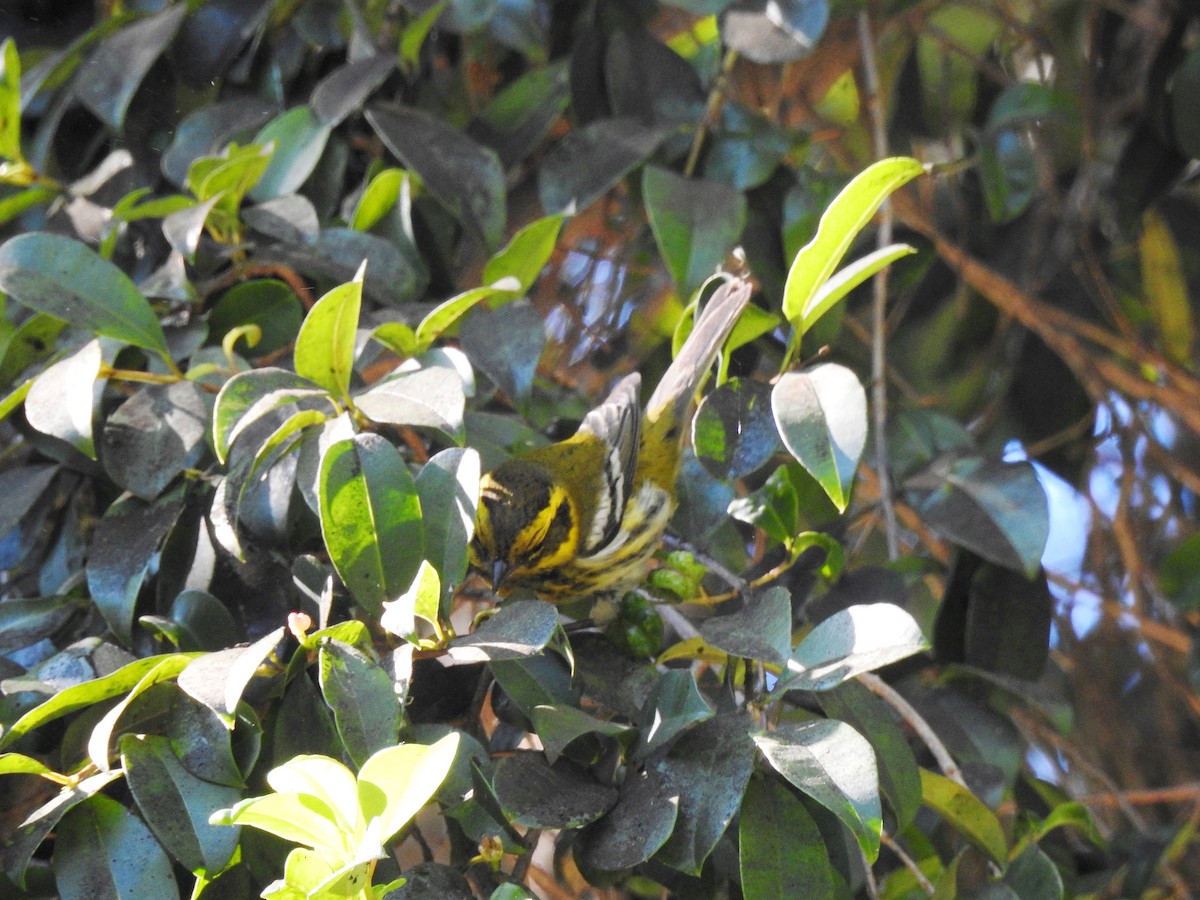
[1,1,1199,898]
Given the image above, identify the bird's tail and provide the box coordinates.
[645,274,753,424]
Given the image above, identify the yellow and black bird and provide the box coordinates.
[470,274,752,600]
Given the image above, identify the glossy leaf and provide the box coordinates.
[318,639,402,766]
[0,595,77,651]
[311,54,395,126]
[0,233,168,354]
[75,4,188,130]
[782,603,928,692]
[160,98,277,187]
[25,338,104,458]
[458,301,545,406]
[739,776,836,900]
[355,365,467,441]
[415,447,481,603]
[530,704,635,765]
[447,600,559,662]
[101,380,209,499]
[697,586,792,666]
[578,766,678,871]
[482,214,564,292]
[88,655,193,770]
[919,768,1008,866]
[250,106,332,201]
[643,167,747,296]
[782,157,924,339]
[294,269,363,402]
[693,377,779,479]
[367,104,506,249]
[633,669,713,759]
[318,433,424,615]
[85,487,188,646]
[493,752,619,829]
[177,627,286,724]
[211,367,331,464]
[207,279,304,357]
[772,364,867,511]
[0,38,20,161]
[120,734,242,874]
[357,733,461,841]
[538,117,666,214]
[53,794,179,898]
[755,719,882,860]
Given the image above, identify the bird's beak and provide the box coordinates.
[490,559,509,593]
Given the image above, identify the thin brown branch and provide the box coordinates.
[882,830,935,896]
[859,673,965,786]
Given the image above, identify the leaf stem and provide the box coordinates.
[859,672,965,786]
[684,48,739,178]
[103,365,181,384]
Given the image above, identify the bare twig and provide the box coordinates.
[859,672,965,786]
[684,49,739,178]
[882,830,935,896]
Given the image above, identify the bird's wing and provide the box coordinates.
[577,372,641,553]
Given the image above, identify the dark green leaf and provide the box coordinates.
[481,214,564,292]
[160,98,277,187]
[311,54,396,126]
[693,377,779,479]
[698,586,792,666]
[1173,45,1200,158]
[0,311,66,385]
[447,601,559,662]
[919,768,1008,866]
[493,753,618,829]
[1,38,20,161]
[120,734,241,874]
[54,794,179,899]
[471,62,570,169]
[207,279,304,357]
[755,719,882,860]
[87,657,192,770]
[177,627,286,724]
[538,118,667,215]
[367,104,506,249]
[490,655,576,722]
[211,367,330,464]
[100,381,209,500]
[578,765,678,871]
[652,711,757,875]
[458,301,544,406]
[318,434,424,615]
[643,167,747,296]
[318,639,401,767]
[85,487,188,645]
[739,775,836,900]
[0,596,77,651]
[633,669,713,759]
[75,4,188,130]
[1003,845,1064,900]
[918,457,1049,578]
[605,29,704,128]
[0,233,168,354]
[165,690,246,787]
[250,106,332,201]
[772,364,867,512]
[530,704,634,765]
[167,590,240,652]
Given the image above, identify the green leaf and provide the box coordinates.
[799,243,917,336]
[633,669,713,759]
[697,586,792,667]
[0,653,190,750]
[643,167,747,296]
[85,487,188,645]
[739,775,836,900]
[367,104,506,249]
[251,106,333,201]
[493,752,618,829]
[415,447,481,605]
[101,380,210,500]
[772,363,867,511]
[295,270,364,402]
[782,602,928,692]
[208,279,304,357]
[74,4,187,131]
[24,338,104,458]
[381,559,442,641]
[458,301,545,406]
[311,55,396,127]
[355,366,467,441]
[120,734,242,874]
[577,766,678,871]
[53,794,179,899]
[490,655,576,722]
[264,753,361,840]
[1140,208,1195,367]
[1,38,20,161]
[447,600,560,662]
[755,719,882,861]
[692,377,779,479]
[1004,845,1064,899]
[413,281,522,353]
[530,705,634,766]
[0,233,168,355]
[919,456,1049,578]
[919,767,1008,866]
[87,655,193,770]
[357,733,460,842]
[0,595,77,652]
[652,711,757,875]
[212,787,348,855]
[318,434,424,616]
[211,367,331,464]
[782,157,924,339]
[318,639,402,767]
[177,627,286,725]
[349,167,408,232]
[538,117,667,215]
[482,214,564,292]
[819,680,923,830]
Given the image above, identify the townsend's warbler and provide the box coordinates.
[470,274,753,600]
